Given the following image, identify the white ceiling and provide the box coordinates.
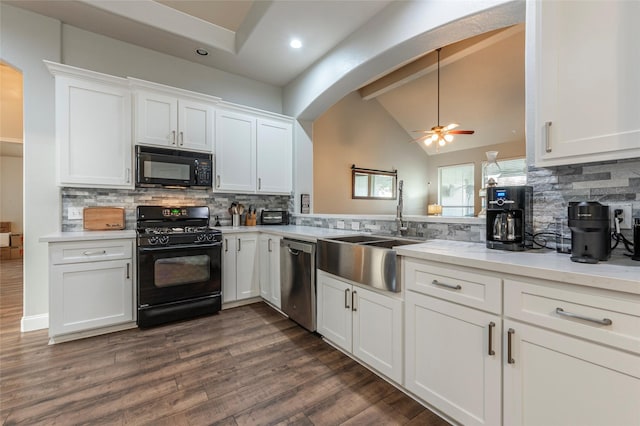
[5,0,525,156]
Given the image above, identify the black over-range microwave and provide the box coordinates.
[135,145,212,189]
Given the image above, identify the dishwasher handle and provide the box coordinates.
[281,238,315,255]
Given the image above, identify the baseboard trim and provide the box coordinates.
[21,313,49,332]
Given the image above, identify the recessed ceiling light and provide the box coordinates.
[195,48,209,56]
[289,38,302,49]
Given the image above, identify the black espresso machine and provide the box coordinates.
[486,186,533,251]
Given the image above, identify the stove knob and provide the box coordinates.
[206,233,214,241]
[196,233,206,242]
[159,235,170,245]
[148,236,159,245]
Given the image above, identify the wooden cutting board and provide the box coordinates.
[83,207,125,230]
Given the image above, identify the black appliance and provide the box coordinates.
[261,209,288,225]
[136,206,222,327]
[486,186,533,251]
[135,145,212,189]
[568,201,611,264]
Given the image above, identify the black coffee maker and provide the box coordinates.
[567,201,610,263]
[486,186,533,251]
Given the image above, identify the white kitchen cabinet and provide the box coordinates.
[503,319,640,426]
[214,105,293,194]
[214,109,256,192]
[531,0,640,166]
[134,87,215,152]
[256,119,292,194]
[258,234,281,308]
[317,271,403,383]
[222,233,259,303]
[503,277,640,426]
[403,259,502,426]
[46,61,133,189]
[48,238,135,342]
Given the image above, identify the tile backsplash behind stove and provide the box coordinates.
[61,188,291,231]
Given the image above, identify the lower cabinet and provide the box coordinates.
[222,232,259,303]
[317,270,403,384]
[258,234,281,308]
[48,238,135,341]
[503,319,640,426]
[405,290,502,426]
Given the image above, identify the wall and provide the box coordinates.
[1,3,61,331]
[61,26,282,113]
[426,140,526,214]
[313,92,429,215]
[0,154,24,233]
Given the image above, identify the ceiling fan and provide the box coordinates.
[412,47,475,147]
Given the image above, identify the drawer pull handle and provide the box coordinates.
[432,279,461,290]
[352,290,357,312]
[126,263,130,279]
[83,250,107,256]
[344,288,350,309]
[488,322,495,356]
[555,307,612,326]
[507,328,515,364]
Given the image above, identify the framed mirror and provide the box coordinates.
[351,165,397,199]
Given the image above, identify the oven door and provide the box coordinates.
[137,243,221,308]
[136,150,196,188]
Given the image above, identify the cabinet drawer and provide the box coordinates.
[403,259,502,314]
[50,239,133,265]
[504,279,640,354]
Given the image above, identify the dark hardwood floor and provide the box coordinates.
[0,258,450,425]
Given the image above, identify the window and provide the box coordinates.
[481,157,527,187]
[438,164,474,217]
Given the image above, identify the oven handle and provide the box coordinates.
[138,242,221,253]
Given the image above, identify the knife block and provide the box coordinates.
[245,213,257,226]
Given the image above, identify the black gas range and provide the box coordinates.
[136,206,222,328]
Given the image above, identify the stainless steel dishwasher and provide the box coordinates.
[280,238,316,332]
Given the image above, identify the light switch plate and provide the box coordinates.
[609,203,632,230]
[351,221,360,230]
[336,221,345,229]
[68,207,83,220]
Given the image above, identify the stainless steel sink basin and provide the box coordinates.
[317,235,422,292]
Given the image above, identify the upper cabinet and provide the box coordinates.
[131,79,219,153]
[532,0,640,166]
[46,61,133,189]
[257,119,293,194]
[214,104,293,195]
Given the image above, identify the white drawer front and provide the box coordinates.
[504,279,640,354]
[50,239,133,265]
[403,259,502,314]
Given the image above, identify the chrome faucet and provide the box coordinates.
[396,180,408,236]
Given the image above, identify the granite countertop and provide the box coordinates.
[215,225,361,242]
[40,230,137,242]
[396,240,640,295]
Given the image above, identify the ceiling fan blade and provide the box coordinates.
[443,123,459,131]
[409,134,431,143]
[411,130,435,134]
[448,130,475,135]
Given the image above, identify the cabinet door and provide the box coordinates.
[352,286,403,383]
[135,91,178,147]
[316,272,352,352]
[222,236,237,303]
[56,76,132,188]
[259,234,281,308]
[236,234,259,300]
[405,291,502,426]
[503,319,640,426]
[534,0,640,166]
[178,98,213,152]
[214,110,256,192]
[256,119,292,194]
[50,259,133,336]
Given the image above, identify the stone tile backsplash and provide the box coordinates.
[62,157,639,252]
[61,188,290,231]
